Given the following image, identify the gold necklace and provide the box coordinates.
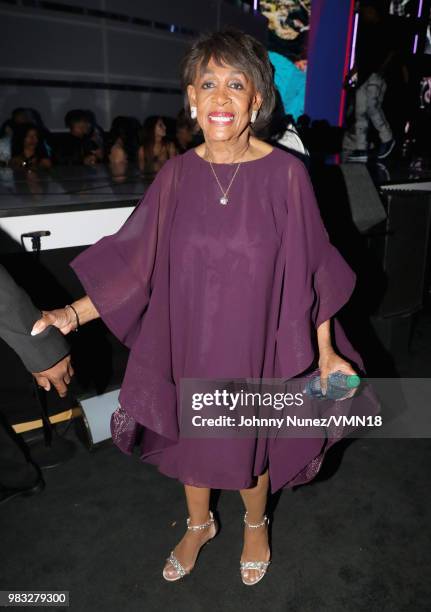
[206,146,249,205]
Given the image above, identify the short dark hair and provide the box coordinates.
[64,109,88,129]
[180,28,276,132]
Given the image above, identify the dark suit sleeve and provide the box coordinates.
[0,264,70,372]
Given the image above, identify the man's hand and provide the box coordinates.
[32,354,74,398]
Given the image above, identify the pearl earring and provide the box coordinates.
[250,109,258,123]
[190,106,197,119]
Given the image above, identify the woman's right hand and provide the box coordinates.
[31,306,78,336]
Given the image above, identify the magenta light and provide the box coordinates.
[253,0,258,10]
[413,33,419,54]
[417,0,424,19]
[349,12,359,70]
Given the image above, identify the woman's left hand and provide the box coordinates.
[318,349,358,399]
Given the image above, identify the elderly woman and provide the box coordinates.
[32,29,371,586]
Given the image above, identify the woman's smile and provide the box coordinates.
[207,112,235,125]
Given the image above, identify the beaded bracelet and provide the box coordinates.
[65,304,80,332]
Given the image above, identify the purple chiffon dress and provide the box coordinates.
[70,147,379,494]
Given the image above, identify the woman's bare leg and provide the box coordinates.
[239,469,271,583]
[163,484,216,579]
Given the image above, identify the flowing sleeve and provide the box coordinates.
[69,157,178,349]
[269,155,380,494]
[276,155,364,378]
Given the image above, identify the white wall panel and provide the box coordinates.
[0,207,135,251]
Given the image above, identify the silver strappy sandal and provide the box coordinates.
[162,510,218,582]
[240,511,271,586]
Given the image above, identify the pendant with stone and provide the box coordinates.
[219,196,228,205]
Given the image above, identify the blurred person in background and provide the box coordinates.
[296,113,311,132]
[84,109,105,158]
[0,108,36,165]
[0,108,30,136]
[107,115,141,180]
[23,108,52,157]
[270,113,309,165]
[56,109,103,166]
[175,109,195,153]
[138,115,177,175]
[10,123,52,170]
[107,116,141,165]
[346,2,396,162]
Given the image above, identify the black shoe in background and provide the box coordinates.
[377,139,396,160]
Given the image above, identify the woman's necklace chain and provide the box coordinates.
[206,145,249,205]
